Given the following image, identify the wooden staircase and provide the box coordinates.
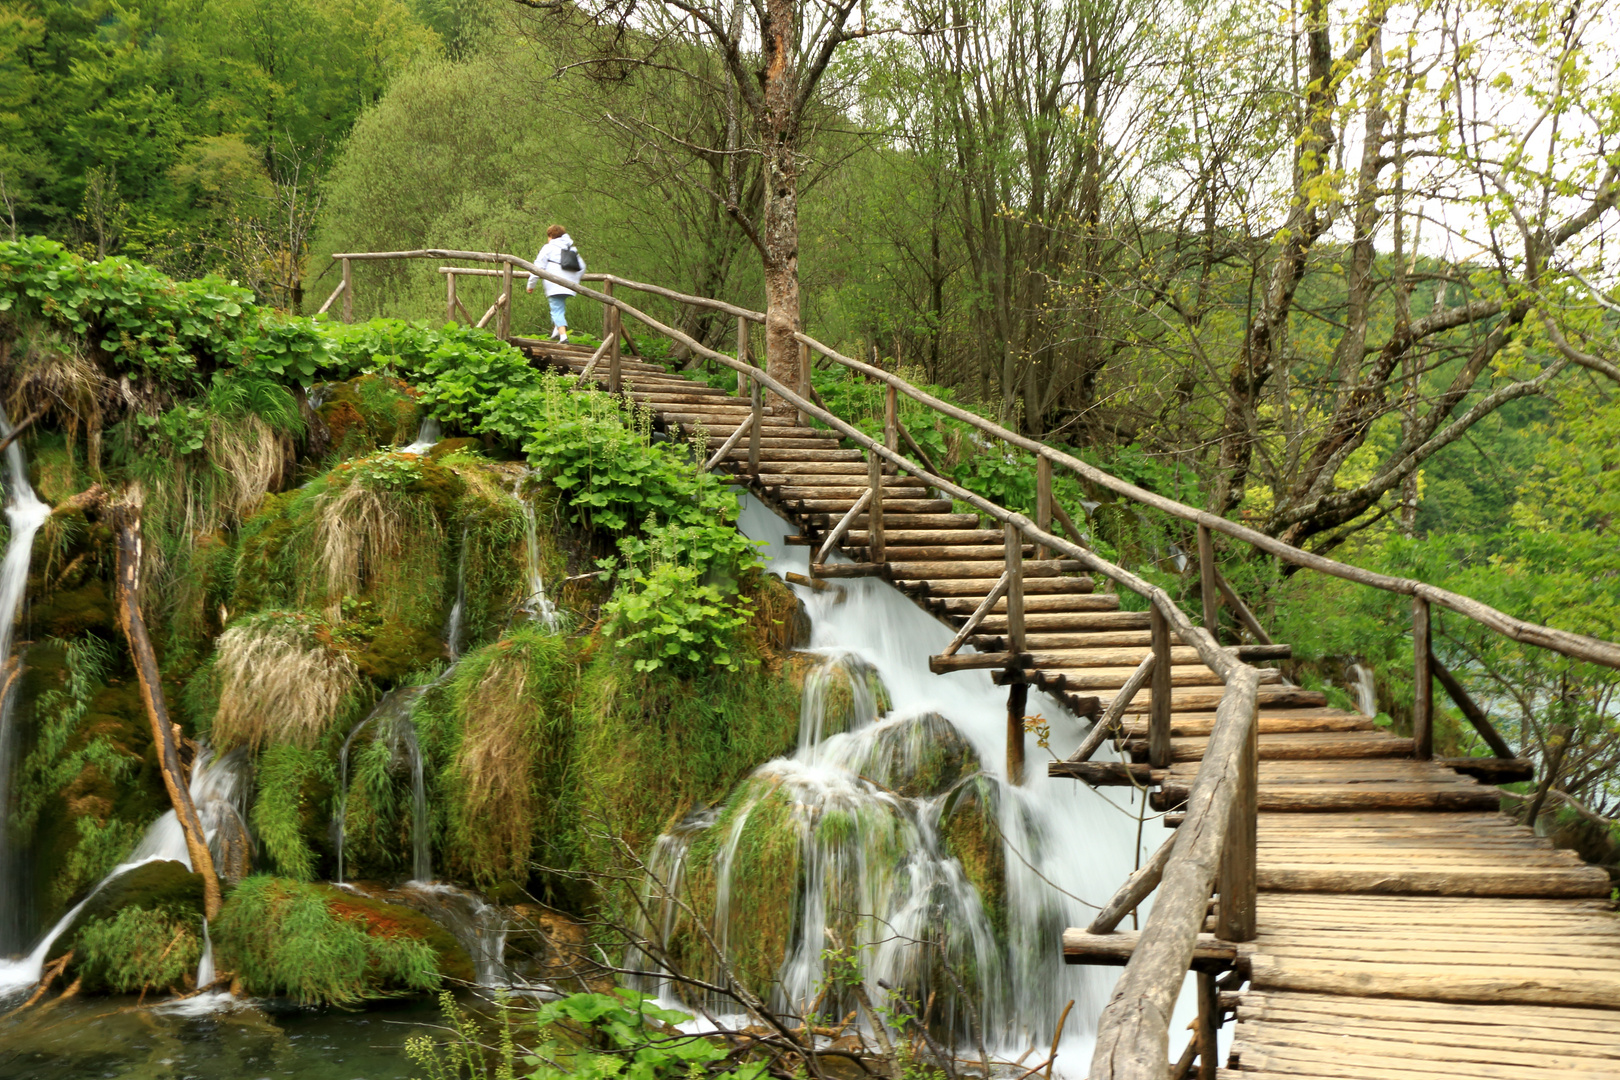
[525,337,1620,1079]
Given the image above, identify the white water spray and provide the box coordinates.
[0,407,52,949]
[517,480,560,630]
[401,416,443,454]
[634,495,1185,1067]
[0,748,250,995]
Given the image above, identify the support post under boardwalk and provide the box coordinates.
[1149,603,1173,769]
[1007,678,1028,786]
[1195,971,1220,1080]
[867,451,885,562]
[1036,456,1053,560]
[1413,595,1432,760]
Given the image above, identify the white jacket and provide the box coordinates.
[528,233,585,297]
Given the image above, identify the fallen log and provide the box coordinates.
[109,489,221,920]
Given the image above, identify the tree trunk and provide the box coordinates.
[111,500,222,919]
[759,0,803,412]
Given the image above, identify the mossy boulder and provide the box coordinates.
[427,437,481,460]
[855,711,978,798]
[47,860,207,995]
[214,876,471,1004]
[798,654,890,742]
[317,375,421,458]
[940,775,1007,940]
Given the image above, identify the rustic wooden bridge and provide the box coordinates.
[329,249,1620,1080]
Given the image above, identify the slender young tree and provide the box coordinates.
[516,0,886,400]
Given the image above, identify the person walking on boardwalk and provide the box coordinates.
[526,225,585,342]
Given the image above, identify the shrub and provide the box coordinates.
[214,876,444,1004]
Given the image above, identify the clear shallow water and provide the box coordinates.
[0,994,445,1080]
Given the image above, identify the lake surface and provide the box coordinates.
[0,994,444,1080]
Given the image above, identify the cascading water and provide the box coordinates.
[446,527,468,659]
[400,416,443,454]
[0,407,53,951]
[1348,662,1378,718]
[517,480,560,631]
[635,495,1185,1067]
[0,747,251,994]
[396,882,511,987]
[334,686,429,884]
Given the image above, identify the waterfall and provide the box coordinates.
[631,495,1187,1065]
[334,687,428,884]
[385,710,432,883]
[0,407,52,951]
[398,882,510,986]
[0,748,250,995]
[517,481,559,631]
[196,918,215,986]
[400,416,442,454]
[446,527,468,659]
[1348,663,1377,718]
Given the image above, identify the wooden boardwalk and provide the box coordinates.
[525,338,1620,1077]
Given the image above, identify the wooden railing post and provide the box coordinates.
[1195,971,1220,1080]
[607,284,622,381]
[1216,695,1258,942]
[1413,595,1433,760]
[1150,602,1173,769]
[884,384,898,453]
[797,331,812,427]
[737,315,750,397]
[341,258,353,323]
[867,450,885,561]
[1036,456,1053,560]
[748,375,762,475]
[446,270,457,323]
[1199,524,1220,641]
[1005,522,1027,786]
[498,259,513,340]
[606,281,621,395]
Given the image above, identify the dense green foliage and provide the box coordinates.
[214,876,447,1004]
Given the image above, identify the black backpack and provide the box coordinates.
[559,244,581,273]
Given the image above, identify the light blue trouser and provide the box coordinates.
[548,294,569,328]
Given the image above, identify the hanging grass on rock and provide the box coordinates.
[211,615,360,751]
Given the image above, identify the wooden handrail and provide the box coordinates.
[786,329,1620,671]
[1087,832,1176,935]
[578,332,617,381]
[816,489,873,565]
[701,413,755,472]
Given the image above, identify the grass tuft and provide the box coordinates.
[211,616,359,751]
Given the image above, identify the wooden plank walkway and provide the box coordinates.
[525,339,1620,1074]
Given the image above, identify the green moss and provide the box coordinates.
[940,775,1007,940]
[674,779,803,995]
[318,375,421,458]
[858,711,978,798]
[73,905,203,994]
[416,627,579,892]
[47,860,207,994]
[214,876,455,1004]
[252,743,333,881]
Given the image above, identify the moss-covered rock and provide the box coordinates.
[856,711,979,798]
[214,876,469,1004]
[45,860,207,995]
[940,775,1007,940]
[317,375,421,458]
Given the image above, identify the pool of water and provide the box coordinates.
[0,994,446,1080]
